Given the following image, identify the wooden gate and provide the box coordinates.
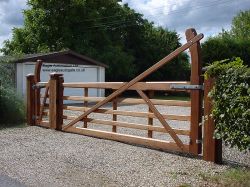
[26,28,222,163]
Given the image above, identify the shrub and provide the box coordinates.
[0,58,25,125]
[205,57,250,151]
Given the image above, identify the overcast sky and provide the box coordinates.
[0,0,249,49]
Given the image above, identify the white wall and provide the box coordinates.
[17,62,105,100]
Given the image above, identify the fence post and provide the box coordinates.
[203,78,222,163]
[186,28,203,155]
[26,74,36,126]
[49,73,64,130]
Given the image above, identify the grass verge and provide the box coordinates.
[199,167,250,187]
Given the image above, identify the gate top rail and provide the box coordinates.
[36,81,191,91]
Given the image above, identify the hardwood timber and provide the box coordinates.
[63,96,191,107]
[63,81,190,91]
[26,74,36,126]
[63,115,190,136]
[83,88,88,128]
[112,95,117,132]
[62,33,203,131]
[203,78,222,163]
[38,84,49,122]
[186,28,203,155]
[147,91,154,138]
[64,126,189,152]
[137,90,185,150]
[34,60,43,121]
[49,73,64,130]
[63,105,191,121]
[34,60,42,83]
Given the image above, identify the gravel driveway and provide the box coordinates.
[0,104,249,187]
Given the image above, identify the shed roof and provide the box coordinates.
[13,50,108,68]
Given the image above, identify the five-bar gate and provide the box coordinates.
[26,28,222,163]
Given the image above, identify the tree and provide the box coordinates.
[201,10,250,66]
[231,10,250,40]
[1,0,189,81]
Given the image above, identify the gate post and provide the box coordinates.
[26,74,36,126]
[203,78,222,163]
[186,28,203,155]
[49,73,64,130]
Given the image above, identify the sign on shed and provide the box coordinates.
[14,50,107,99]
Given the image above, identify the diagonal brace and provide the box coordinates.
[136,90,185,151]
[62,33,204,131]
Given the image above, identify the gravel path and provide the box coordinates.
[0,104,249,187]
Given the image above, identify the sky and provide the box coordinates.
[0,0,249,49]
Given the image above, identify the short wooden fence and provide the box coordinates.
[26,28,222,163]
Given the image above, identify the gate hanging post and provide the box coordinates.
[49,73,64,130]
[203,78,222,163]
[186,28,203,155]
[26,74,36,126]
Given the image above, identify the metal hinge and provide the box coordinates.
[170,84,204,90]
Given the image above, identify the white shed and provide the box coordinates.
[14,50,107,98]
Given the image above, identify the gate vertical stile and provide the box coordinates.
[112,95,117,132]
[186,28,203,155]
[147,90,154,138]
[83,88,88,128]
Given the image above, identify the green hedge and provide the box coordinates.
[205,57,250,151]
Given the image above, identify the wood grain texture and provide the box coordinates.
[186,28,203,155]
[112,95,117,132]
[83,88,88,128]
[34,60,43,121]
[63,96,191,107]
[64,126,189,152]
[62,115,190,136]
[49,73,64,130]
[203,78,222,163]
[38,85,49,123]
[63,105,191,121]
[147,91,154,138]
[63,81,190,91]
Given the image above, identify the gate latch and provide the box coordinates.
[170,84,204,90]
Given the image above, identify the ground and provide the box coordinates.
[0,126,249,187]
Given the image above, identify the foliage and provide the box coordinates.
[202,10,250,66]
[1,0,189,81]
[231,10,250,40]
[205,58,250,151]
[0,58,25,125]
